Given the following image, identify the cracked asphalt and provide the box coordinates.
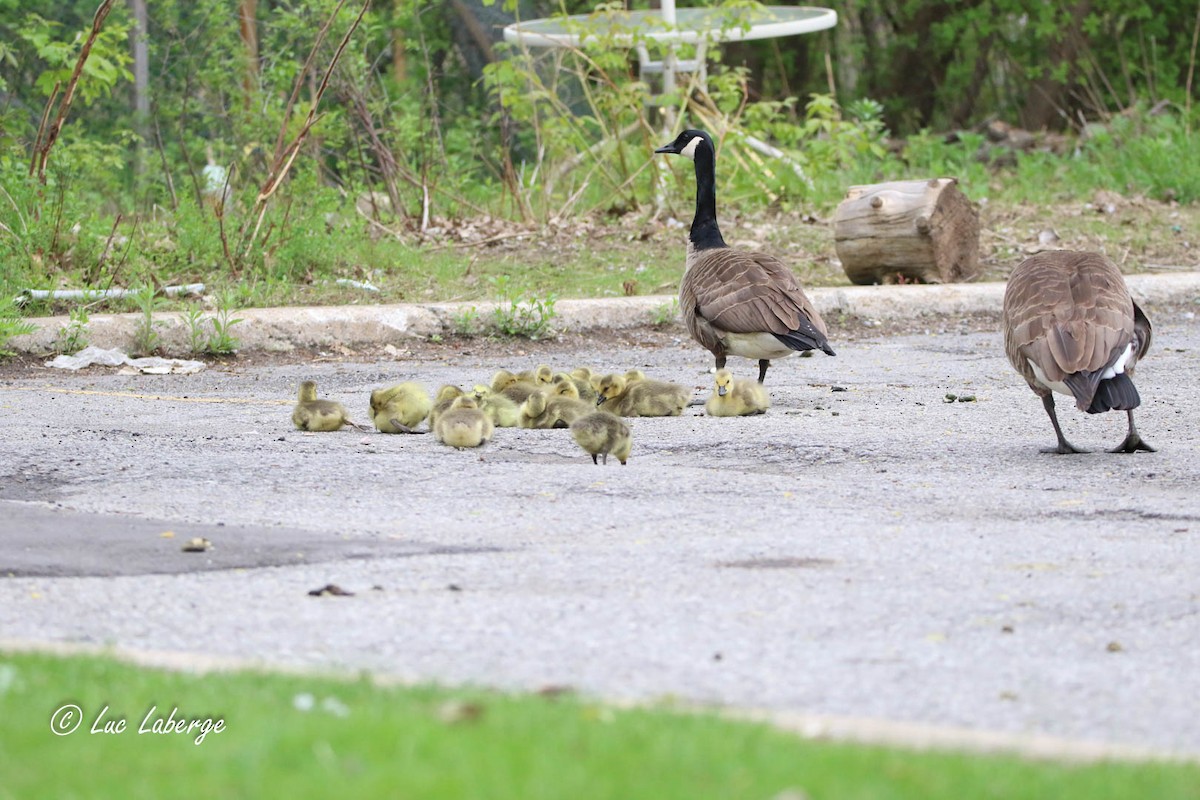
[1,313,1198,756]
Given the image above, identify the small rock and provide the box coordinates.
[181,537,212,552]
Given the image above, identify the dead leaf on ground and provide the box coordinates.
[308,583,355,597]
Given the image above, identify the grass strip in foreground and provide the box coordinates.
[0,651,1195,799]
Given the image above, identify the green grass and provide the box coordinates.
[0,651,1196,799]
[3,110,1199,326]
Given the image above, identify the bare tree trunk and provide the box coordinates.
[1019,1,1090,130]
[239,0,259,106]
[393,0,407,83]
[128,0,149,176]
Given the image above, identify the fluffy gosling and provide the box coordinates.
[370,382,432,433]
[292,380,368,432]
[434,396,494,449]
[472,384,521,427]
[570,411,632,465]
[428,385,465,429]
[595,373,689,417]
[705,369,770,417]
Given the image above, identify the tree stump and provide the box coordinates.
[833,178,980,285]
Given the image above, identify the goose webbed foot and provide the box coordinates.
[1111,410,1156,453]
[1041,441,1089,455]
[389,419,425,434]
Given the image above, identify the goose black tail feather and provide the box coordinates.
[1087,373,1141,414]
[773,330,836,357]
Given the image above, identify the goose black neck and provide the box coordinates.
[689,143,726,251]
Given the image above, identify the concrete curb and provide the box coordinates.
[10,272,1200,357]
[1,637,1191,763]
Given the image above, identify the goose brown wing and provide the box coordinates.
[687,250,829,343]
[1003,251,1136,404]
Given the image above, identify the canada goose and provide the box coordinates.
[491,369,540,404]
[518,390,558,429]
[655,129,835,383]
[472,384,521,427]
[428,385,465,429]
[1002,250,1154,454]
[595,373,689,417]
[369,382,432,433]
[706,369,770,417]
[548,395,594,427]
[552,371,596,403]
[549,374,582,399]
[570,411,632,465]
[434,396,494,449]
[515,364,554,385]
[292,380,369,432]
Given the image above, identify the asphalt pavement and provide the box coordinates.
[1,290,1199,760]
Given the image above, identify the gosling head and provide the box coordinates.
[523,388,547,417]
[551,374,580,399]
[435,385,464,403]
[450,395,479,411]
[471,384,491,403]
[534,365,554,384]
[491,370,519,391]
[714,369,733,397]
[298,380,318,402]
[654,129,713,162]
[595,374,626,406]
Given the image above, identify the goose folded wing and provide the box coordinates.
[692,253,826,340]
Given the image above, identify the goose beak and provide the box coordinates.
[654,143,677,155]
[717,386,727,396]
[596,395,607,406]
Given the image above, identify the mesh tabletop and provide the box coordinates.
[503,6,836,48]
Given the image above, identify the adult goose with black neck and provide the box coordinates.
[655,129,834,384]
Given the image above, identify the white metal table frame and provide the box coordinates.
[502,4,837,177]
[502,4,837,109]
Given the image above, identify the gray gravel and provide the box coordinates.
[1,311,1198,757]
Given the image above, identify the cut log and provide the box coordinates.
[833,178,979,285]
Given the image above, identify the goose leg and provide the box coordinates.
[1111,409,1156,453]
[1040,394,1087,454]
[757,359,770,384]
[715,355,726,371]
[389,418,425,434]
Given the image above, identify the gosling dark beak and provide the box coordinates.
[654,143,677,155]
[596,395,607,406]
[717,386,727,397]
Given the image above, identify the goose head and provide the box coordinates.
[298,380,318,402]
[595,374,627,406]
[655,129,714,161]
[714,369,733,397]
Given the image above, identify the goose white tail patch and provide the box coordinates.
[1028,359,1072,397]
[680,135,704,160]
[1101,343,1133,379]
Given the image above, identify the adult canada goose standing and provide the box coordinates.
[655,129,835,383]
[1002,250,1154,454]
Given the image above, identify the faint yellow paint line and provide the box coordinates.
[3,386,291,406]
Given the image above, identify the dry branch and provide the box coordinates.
[29,0,117,183]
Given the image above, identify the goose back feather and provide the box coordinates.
[1003,250,1150,413]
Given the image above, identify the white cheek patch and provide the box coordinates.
[679,135,704,160]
